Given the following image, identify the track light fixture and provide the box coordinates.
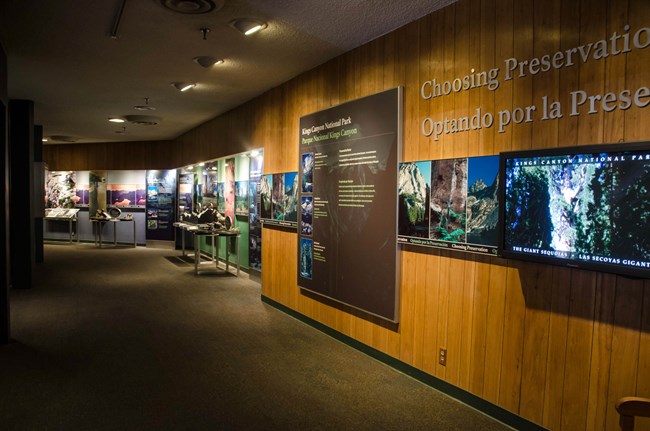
[193,56,224,68]
[171,82,196,91]
[230,19,267,35]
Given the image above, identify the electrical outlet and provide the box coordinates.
[439,348,447,366]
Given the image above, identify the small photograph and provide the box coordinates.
[135,185,146,206]
[430,158,468,243]
[147,208,158,219]
[299,238,313,279]
[109,184,136,207]
[249,181,260,226]
[272,174,285,221]
[466,155,500,246]
[147,219,158,230]
[204,172,218,197]
[216,183,225,212]
[283,172,298,222]
[259,174,272,220]
[235,180,249,214]
[75,185,89,206]
[300,196,313,235]
[46,171,77,208]
[398,161,431,238]
[302,153,314,193]
[147,185,158,201]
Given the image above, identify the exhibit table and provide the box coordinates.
[43,210,79,244]
[192,229,240,276]
[90,217,136,248]
[173,221,199,256]
[44,208,80,244]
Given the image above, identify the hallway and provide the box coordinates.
[1,244,512,430]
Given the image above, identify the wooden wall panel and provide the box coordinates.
[44,1,650,429]
[542,267,571,430]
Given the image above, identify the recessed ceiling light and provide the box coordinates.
[171,82,196,91]
[159,0,222,15]
[230,19,267,36]
[108,117,125,123]
[42,138,48,142]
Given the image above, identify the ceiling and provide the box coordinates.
[1,0,456,145]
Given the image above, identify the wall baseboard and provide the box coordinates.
[261,294,548,431]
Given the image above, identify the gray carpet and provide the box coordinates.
[0,243,513,431]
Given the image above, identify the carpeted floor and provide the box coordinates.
[0,243,514,430]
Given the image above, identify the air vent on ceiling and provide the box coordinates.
[158,0,223,14]
[124,115,161,126]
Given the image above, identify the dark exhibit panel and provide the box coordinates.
[297,88,402,322]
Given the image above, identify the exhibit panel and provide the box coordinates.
[176,151,261,271]
[44,170,147,245]
[248,152,263,271]
[146,169,176,241]
[297,87,402,323]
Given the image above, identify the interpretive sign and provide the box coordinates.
[297,87,402,322]
[146,170,176,241]
[397,155,500,256]
[259,172,299,228]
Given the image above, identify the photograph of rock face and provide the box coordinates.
[235,180,248,214]
[259,174,272,220]
[272,174,285,221]
[398,161,431,238]
[430,158,468,242]
[466,156,499,246]
[283,172,298,223]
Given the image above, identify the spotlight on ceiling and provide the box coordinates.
[230,19,267,36]
[108,117,126,123]
[193,56,224,68]
[171,82,196,91]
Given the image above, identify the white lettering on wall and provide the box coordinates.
[419,24,650,139]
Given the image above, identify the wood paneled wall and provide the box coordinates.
[44,0,650,429]
[44,140,175,171]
